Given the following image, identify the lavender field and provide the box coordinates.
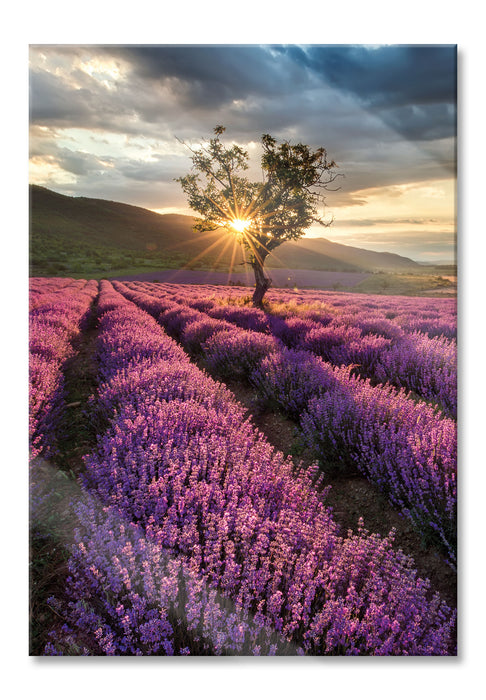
[29,277,457,656]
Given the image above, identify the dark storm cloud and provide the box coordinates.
[106,45,311,108]
[34,136,181,186]
[304,45,456,107]
[274,44,456,142]
[378,103,455,142]
[35,143,117,178]
[54,148,109,176]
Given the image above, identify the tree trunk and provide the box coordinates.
[251,256,271,307]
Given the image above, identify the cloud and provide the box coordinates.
[29,45,456,153]
[334,217,448,227]
[378,102,455,141]
[305,45,456,107]
[29,68,94,124]
[273,44,457,143]
[106,45,312,108]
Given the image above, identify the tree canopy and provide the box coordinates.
[177,126,341,305]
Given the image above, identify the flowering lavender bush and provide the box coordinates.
[209,304,271,333]
[157,305,203,339]
[46,494,287,655]
[375,331,457,418]
[337,312,405,341]
[301,374,457,564]
[393,312,457,340]
[182,317,236,355]
[249,347,342,419]
[300,322,394,377]
[202,328,282,379]
[29,278,98,459]
[110,281,175,317]
[268,315,322,348]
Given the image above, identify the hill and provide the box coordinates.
[30,185,420,277]
[268,236,419,272]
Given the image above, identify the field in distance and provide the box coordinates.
[107,267,456,297]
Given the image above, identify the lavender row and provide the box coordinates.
[264,286,457,341]
[118,281,456,429]
[29,278,99,460]
[114,282,457,565]
[46,492,289,655]
[49,281,456,654]
[134,282,456,418]
[134,280,456,340]
[29,276,78,304]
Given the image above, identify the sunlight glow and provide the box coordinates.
[230,218,252,233]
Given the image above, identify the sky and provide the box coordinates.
[29,44,457,263]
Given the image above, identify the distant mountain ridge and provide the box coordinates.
[270,236,419,272]
[30,185,420,273]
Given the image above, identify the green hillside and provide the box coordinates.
[29,185,422,278]
[29,185,244,276]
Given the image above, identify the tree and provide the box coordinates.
[177,126,340,306]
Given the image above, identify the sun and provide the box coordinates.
[229,218,252,233]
